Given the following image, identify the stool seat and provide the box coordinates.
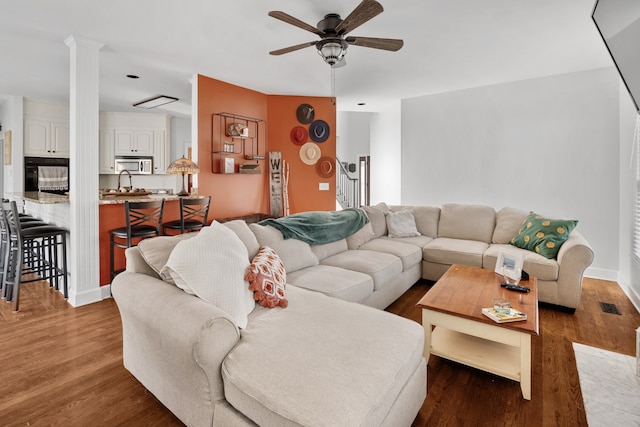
[110,225,160,239]
[162,219,204,232]
[162,196,211,235]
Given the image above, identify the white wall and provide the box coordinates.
[370,100,402,204]
[401,68,620,277]
[336,111,371,174]
[171,116,191,161]
[0,96,24,193]
[617,80,640,310]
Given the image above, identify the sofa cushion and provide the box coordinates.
[510,212,578,259]
[249,224,319,273]
[222,286,424,427]
[361,202,390,238]
[484,244,559,281]
[286,265,374,302]
[321,250,403,291]
[160,222,255,329]
[310,238,348,262]
[346,222,376,249]
[385,210,420,238]
[438,203,496,243]
[359,238,423,272]
[390,205,440,238]
[383,235,433,248]
[245,246,288,309]
[422,237,488,268]
[223,220,261,259]
[492,207,529,244]
[137,233,196,284]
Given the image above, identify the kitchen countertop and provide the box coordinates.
[7,192,69,204]
[7,192,203,205]
[99,194,203,205]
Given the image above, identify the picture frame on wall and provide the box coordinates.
[495,249,524,284]
[223,157,234,174]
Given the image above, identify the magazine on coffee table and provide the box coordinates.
[482,307,527,323]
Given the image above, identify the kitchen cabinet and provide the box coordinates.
[153,130,169,173]
[24,118,70,157]
[114,129,154,155]
[100,112,171,174]
[99,129,115,173]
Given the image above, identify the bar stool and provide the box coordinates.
[0,203,49,300]
[109,200,165,280]
[2,201,68,311]
[162,196,211,235]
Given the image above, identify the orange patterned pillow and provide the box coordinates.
[244,246,288,308]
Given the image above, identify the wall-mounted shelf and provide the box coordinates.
[212,112,267,174]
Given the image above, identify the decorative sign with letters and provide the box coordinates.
[269,151,283,217]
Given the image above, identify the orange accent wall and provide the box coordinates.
[197,75,269,219]
[267,95,337,213]
[197,74,336,219]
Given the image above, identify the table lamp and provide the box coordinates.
[167,156,200,196]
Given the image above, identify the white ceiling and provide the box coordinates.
[0,0,612,118]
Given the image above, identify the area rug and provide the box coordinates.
[573,342,640,425]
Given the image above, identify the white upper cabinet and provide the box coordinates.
[100,112,171,174]
[114,129,154,155]
[99,129,115,173]
[23,100,70,158]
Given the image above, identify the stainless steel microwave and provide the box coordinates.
[114,156,153,174]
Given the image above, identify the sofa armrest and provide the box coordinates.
[111,272,240,424]
[555,230,594,309]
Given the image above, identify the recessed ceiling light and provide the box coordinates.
[126,74,139,79]
[133,95,179,109]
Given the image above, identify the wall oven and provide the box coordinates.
[24,157,70,195]
[114,156,153,174]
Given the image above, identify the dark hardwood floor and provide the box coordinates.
[1,277,638,426]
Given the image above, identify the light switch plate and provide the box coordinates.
[319,182,329,191]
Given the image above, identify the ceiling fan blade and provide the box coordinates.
[335,0,384,35]
[345,36,404,51]
[269,41,317,56]
[269,11,324,36]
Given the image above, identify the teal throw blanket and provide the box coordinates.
[259,209,369,245]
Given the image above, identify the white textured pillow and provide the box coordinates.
[385,210,420,238]
[161,221,255,329]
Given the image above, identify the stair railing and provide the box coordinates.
[336,158,359,210]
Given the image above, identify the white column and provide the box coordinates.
[190,74,199,191]
[65,35,104,306]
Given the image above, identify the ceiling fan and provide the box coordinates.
[268,0,403,67]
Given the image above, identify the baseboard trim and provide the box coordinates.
[67,287,104,307]
[584,267,618,281]
[616,273,640,315]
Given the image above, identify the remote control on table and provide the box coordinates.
[501,284,530,293]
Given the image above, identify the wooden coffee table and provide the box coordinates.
[417,264,539,400]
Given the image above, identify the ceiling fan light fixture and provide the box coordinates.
[318,40,347,66]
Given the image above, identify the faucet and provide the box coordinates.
[117,169,132,190]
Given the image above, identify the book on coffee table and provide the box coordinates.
[482,307,528,323]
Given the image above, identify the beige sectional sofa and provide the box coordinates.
[112,218,426,427]
[377,203,594,312]
[111,202,593,426]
